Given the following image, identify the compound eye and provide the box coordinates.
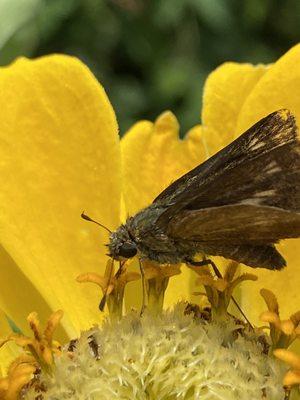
[119,242,137,258]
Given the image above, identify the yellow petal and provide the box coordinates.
[121,111,206,214]
[121,112,207,305]
[0,312,21,376]
[202,62,267,156]
[0,55,120,337]
[120,119,153,217]
[0,244,68,342]
[236,44,300,133]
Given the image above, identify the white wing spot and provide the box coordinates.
[249,137,259,146]
[239,190,276,206]
[251,141,265,150]
[268,166,281,174]
[265,161,281,175]
[239,198,263,206]
[254,190,276,198]
[267,161,277,170]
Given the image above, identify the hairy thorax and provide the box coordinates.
[109,205,198,264]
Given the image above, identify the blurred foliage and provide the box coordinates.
[0,0,300,134]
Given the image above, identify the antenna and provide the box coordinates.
[81,212,112,234]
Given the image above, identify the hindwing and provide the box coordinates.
[167,204,300,244]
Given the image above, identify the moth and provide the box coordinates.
[85,109,300,270]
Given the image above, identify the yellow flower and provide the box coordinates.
[77,259,140,318]
[0,310,62,399]
[143,260,182,313]
[0,355,37,400]
[0,310,63,370]
[193,261,257,317]
[1,44,300,377]
[274,349,300,387]
[260,288,300,349]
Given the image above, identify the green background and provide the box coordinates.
[1,0,299,134]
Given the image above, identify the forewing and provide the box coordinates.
[185,140,300,212]
[168,204,300,245]
[154,110,300,224]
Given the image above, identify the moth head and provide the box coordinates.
[108,225,137,260]
[116,241,137,259]
[80,213,137,261]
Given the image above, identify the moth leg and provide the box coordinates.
[186,258,222,278]
[284,388,291,400]
[99,259,115,311]
[99,260,127,312]
[138,258,148,315]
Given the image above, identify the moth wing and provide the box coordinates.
[167,204,300,244]
[183,138,300,212]
[154,110,300,225]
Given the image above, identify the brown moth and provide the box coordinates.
[104,109,300,270]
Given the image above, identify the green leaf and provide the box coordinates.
[0,0,41,49]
